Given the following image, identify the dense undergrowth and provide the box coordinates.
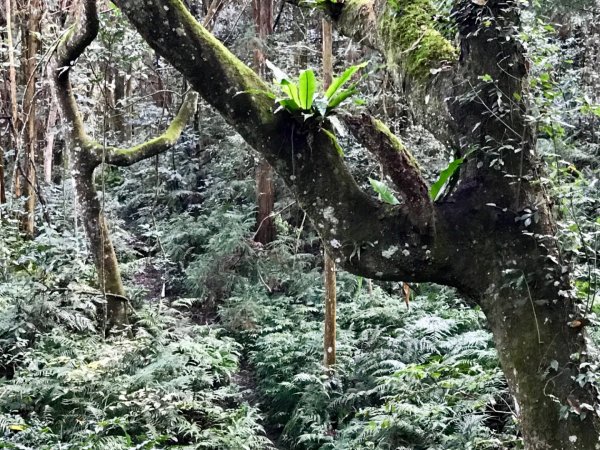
[0,189,520,449]
[1,111,597,450]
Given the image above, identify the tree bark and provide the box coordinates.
[73,161,129,331]
[51,1,198,332]
[44,93,59,183]
[323,250,336,368]
[4,0,18,203]
[322,17,336,371]
[20,0,42,237]
[252,0,276,245]
[112,0,600,446]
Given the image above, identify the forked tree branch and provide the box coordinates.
[51,0,197,170]
[111,0,462,284]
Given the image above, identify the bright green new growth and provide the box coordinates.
[247,61,368,157]
[430,157,465,201]
[264,60,367,118]
[369,178,400,205]
[379,0,457,79]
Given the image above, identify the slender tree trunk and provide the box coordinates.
[44,94,59,183]
[252,0,275,245]
[72,160,129,331]
[5,0,18,202]
[107,67,127,139]
[323,251,336,367]
[20,0,41,237]
[51,0,198,333]
[321,18,337,370]
[0,147,5,206]
[124,68,133,142]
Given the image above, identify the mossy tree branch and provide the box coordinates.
[102,91,198,166]
[345,113,433,229]
[52,0,198,170]
[112,0,464,285]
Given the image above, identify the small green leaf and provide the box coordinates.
[298,69,317,110]
[479,74,493,82]
[321,128,344,157]
[325,62,367,99]
[369,178,400,205]
[429,158,465,200]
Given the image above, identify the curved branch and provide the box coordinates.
[105,92,198,166]
[112,0,459,284]
[345,113,433,230]
[51,0,197,170]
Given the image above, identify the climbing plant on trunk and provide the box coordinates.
[50,0,197,332]
[108,0,599,447]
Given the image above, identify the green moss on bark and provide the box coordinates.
[372,117,420,169]
[379,0,456,79]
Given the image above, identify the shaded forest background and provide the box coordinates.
[0,0,599,448]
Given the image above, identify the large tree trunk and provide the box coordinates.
[482,282,597,448]
[113,0,600,446]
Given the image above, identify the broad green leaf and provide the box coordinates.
[369,178,400,205]
[429,158,465,200]
[274,98,301,113]
[328,86,358,109]
[298,69,316,110]
[280,79,300,106]
[321,128,344,157]
[325,62,367,99]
